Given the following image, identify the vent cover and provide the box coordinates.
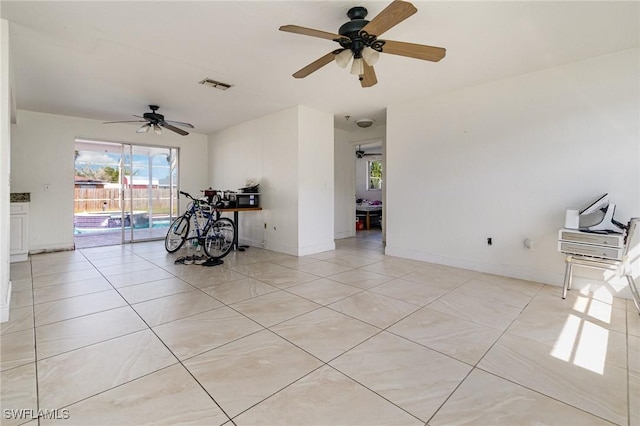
[198,78,232,91]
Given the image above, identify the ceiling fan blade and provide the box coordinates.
[362,0,417,37]
[381,39,446,62]
[279,25,344,41]
[360,63,377,88]
[160,122,189,136]
[103,120,147,124]
[165,120,194,129]
[292,51,336,79]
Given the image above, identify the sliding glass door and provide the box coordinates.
[74,139,179,248]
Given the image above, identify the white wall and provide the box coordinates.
[297,106,334,255]
[386,49,640,294]
[10,110,209,252]
[208,107,297,254]
[334,128,355,239]
[1,19,12,322]
[209,106,334,256]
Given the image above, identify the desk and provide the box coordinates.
[559,219,640,314]
[356,205,382,230]
[216,207,262,251]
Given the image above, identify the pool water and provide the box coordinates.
[74,220,170,235]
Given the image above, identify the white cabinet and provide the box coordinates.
[10,202,29,262]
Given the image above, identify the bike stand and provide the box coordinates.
[202,258,224,267]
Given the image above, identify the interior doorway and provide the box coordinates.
[73,139,179,249]
[355,141,383,240]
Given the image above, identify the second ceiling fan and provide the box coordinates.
[104,105,194,136]
[356,145,381,158]
[280,0,446,88]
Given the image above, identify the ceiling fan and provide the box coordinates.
[104,105,194,136]
[356,145,381,158]
[279,0,446,88]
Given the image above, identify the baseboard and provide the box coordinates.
[262,241,298,256]
[29,244,75,254]
[1,280,12,323]
[297,241,336,257]
[335,230,355,239]
[10,253,28,263]
[384,245,564,286]
[238,237,264,249]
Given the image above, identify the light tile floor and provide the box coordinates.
[2,231,639,425]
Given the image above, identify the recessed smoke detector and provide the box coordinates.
[356,118,374,128]
[198,78,232,91]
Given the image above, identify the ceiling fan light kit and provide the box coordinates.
[350,58,364,76]
[279,0,446,87]
[335,49,353,68]
[361,47,380,66]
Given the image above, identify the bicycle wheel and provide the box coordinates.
[165,215,190,253]
[203,217,235,259]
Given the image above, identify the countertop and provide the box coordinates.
[10,193,31,202]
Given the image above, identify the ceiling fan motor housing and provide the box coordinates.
[337,6,384,57]
[339,7,369,37]
[143,111,164,123]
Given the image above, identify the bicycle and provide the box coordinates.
[164,191,236,259]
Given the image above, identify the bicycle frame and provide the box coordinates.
[182,198,216,247]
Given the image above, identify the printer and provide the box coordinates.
[564,193,626,234]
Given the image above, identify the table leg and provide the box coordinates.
[233,211,241,251]
[366,212,370,230]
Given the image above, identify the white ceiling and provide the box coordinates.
[2,1,638,134]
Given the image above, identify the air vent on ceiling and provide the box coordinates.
[198,78,232,91]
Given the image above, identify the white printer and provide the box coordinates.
[563,193,626,234]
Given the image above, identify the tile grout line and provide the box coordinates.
[79,248,242,423]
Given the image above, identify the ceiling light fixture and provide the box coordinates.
[356,118,374,128]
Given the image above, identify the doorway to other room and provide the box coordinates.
[355,141,383,241]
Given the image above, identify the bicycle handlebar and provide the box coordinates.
[180,191,214,207]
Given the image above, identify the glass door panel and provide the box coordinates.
[73,140,125,249]
[121,144,134,243]
[129,145,178,242]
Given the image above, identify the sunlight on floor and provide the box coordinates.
[550,292,612,375]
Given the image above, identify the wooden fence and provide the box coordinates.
[75,188,174,213]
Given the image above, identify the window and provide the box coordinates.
[367,160,382,191]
